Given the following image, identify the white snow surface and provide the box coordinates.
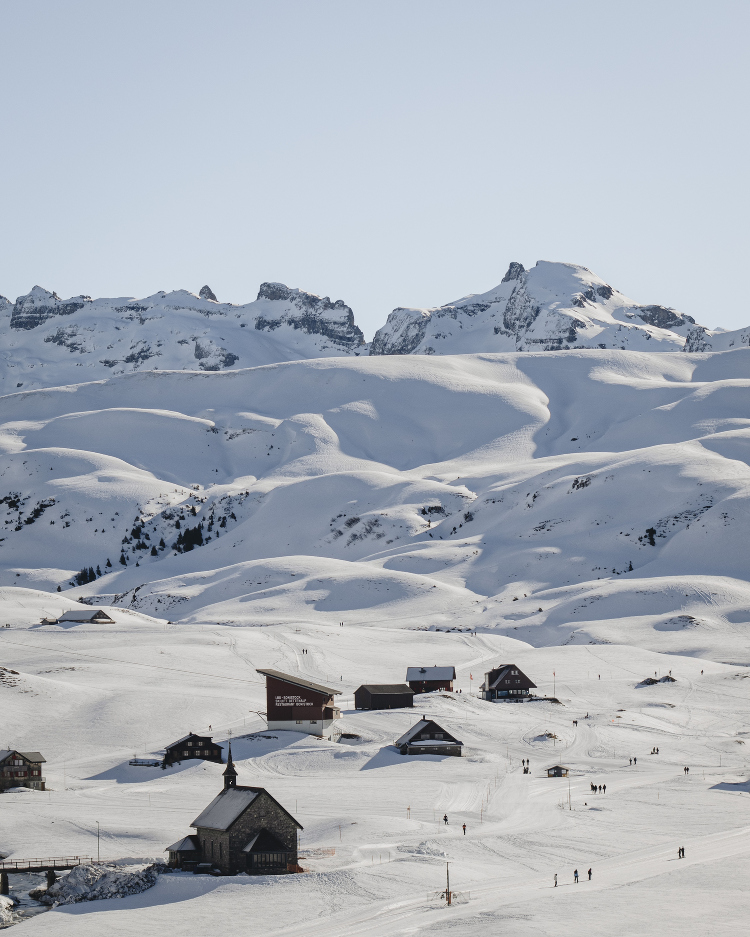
[0,345,749,934]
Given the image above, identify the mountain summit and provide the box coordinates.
[371,260,714,356]
[2,261,747,393]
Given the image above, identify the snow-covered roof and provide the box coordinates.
[165,835,199,852]
[395,719,461,747]
[256,668,341,696]
[0,750,45,763]
[406,667,455,682]
[165,733,214,749]
[395,720,430,746]
[57,609,114,622]
[191,787,260,831]
[357,684,414,694]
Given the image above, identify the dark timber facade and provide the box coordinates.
[354,684,415,710]
[480,664,537,701]
[395,719,462,756]
[162,733,224,768]
[256,669,341,738]
[0,750,46,792]
[406,666,456,694]
[166,743,302,874]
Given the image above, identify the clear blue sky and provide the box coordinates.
[1,1,748,337]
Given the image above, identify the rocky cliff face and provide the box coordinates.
[370,261,707,356]
[0,282,365,394]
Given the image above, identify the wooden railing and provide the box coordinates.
[0,856,93,872]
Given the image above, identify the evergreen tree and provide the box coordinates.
[105,558,112,568]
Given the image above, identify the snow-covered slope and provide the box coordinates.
[0,348,748,660]
[371,261,718,356]
[0,283,365,394]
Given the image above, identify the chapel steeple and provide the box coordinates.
[223,740,237,789]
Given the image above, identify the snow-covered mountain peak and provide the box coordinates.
[370,259,709,356]
[0,280,366,395]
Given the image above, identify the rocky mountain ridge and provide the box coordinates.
[2,261,747,394]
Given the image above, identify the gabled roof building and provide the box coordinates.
[0,750,46,792]
[354,684,414,710]
[166,743,302,874]
[395,718,462,756]
[480,664,537,701]
[406,666,456,693]
[162,732,224,768]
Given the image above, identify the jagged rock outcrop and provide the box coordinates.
[370,260,714,356]
[11,286,92,330]
[0,282,365,394]
[254,282,365,352]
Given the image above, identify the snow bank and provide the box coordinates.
[40,862,167,906]
[0,894,19,926]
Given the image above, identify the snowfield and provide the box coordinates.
[1,344,749,934]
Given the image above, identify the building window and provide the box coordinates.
[434,733,443,739]
[296,720,302,724]
[310,720,317,724]
[183,751,190,757]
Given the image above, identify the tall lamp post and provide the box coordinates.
[96,821,100,862]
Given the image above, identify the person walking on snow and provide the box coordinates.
[588,868,592,880]
[554,874,557,887]
[629,758,632,765]
[443,814,448,825]
[602,784,606,794]
[633,757,637,765]
[574,869,579,883]
[462,824,466,835]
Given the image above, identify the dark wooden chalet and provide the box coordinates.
[166,744,302,874]
[354,684,414,710]
[480,664,537,701]
[0,750,46,792]
[395,718,462,756]
[406,666,456,693]
[256,669,341,738]
[547,765,569,777]
[162,733,224,768]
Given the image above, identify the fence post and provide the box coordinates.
[0,872,8,895]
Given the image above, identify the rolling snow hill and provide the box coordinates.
[0,347,747,661]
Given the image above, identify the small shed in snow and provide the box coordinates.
[354,684,414,710]
[547,765,569,777]
[56,609,115,624]
[406,666,456,694]
[395,718,462,756]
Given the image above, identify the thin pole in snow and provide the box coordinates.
[96,821,100,862]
